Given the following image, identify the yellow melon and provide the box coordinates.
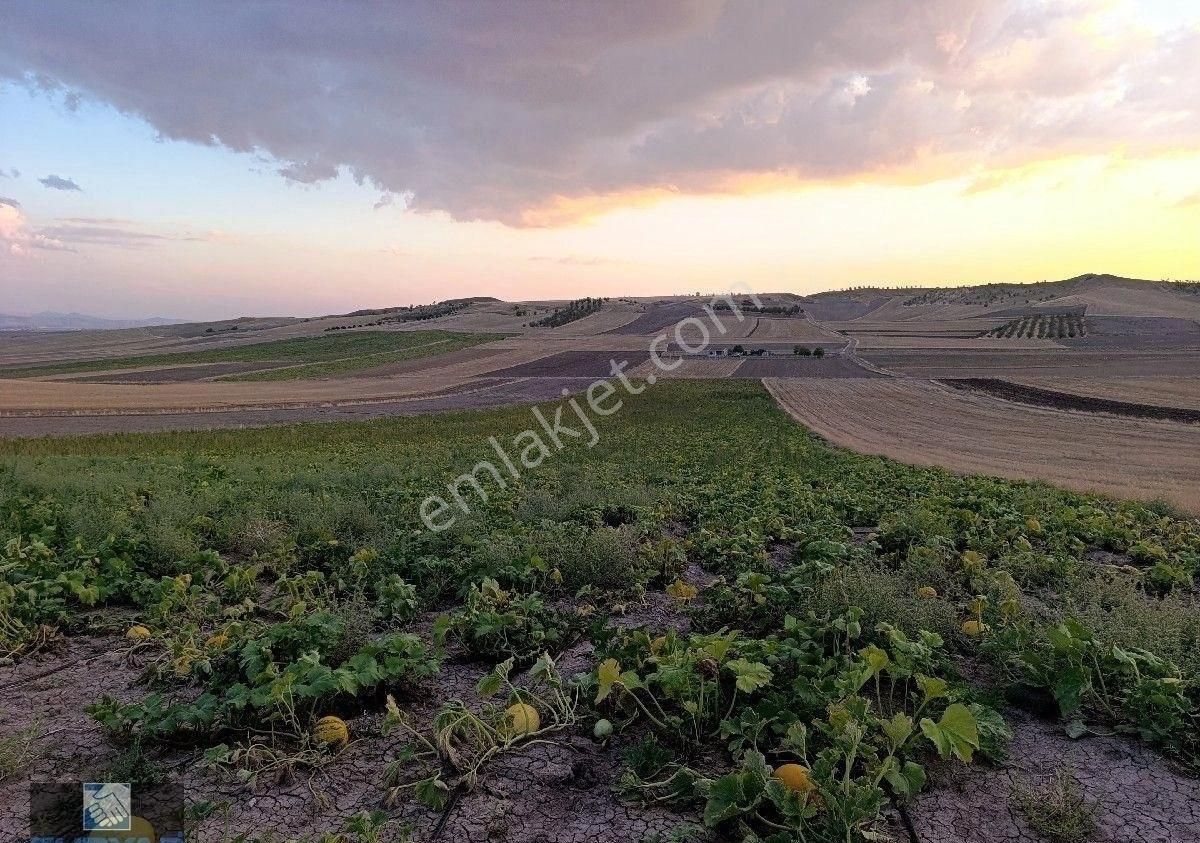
[961,619,986,637]
[125,625,152,641]
[128,815,157,843]
[773,763,816,793]
[312,715,350,747]
[502,702,540,737]
[916,586,938,599]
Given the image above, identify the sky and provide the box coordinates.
[1,0,1199,320]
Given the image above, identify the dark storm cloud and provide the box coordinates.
[1,1,1196,224]
[0,197,19,208]
[39,174,82,191]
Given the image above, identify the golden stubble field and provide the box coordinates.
[765,377,1200,514]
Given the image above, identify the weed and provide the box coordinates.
[1013,766,1099,843]
[0,724,41,782]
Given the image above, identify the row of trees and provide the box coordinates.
[530,297,605,328]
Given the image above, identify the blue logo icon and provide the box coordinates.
[82,782,132,832]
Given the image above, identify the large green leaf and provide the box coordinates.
[920,703,980,762]
[725,658,773,693]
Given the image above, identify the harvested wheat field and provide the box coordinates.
[742,316,845,342]
[0,377,591,437]
[860,348,1200,379]
[851,335,1063,350]
[0,374,479,414]
[765,377,1200,513]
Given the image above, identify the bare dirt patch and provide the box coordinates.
[909,709,1200,843]
[0,635,146,838]
[486,350,651,378]
[732,356,879,378]
[628,358,744,379]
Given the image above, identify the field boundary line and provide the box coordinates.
[838,337,898,376]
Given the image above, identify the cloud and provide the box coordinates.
[1,1,1198,224]
[38,174,82,191]
[0,167,18,178]
[38,218,212,248]
[1177,191,1200,209]
[0,196,19,208]
[0,203,72,255]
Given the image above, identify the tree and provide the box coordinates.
[813,346,825,358]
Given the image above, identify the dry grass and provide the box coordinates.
[765,377,1200,514]
[1043,285,1200,319]
[544,303,644,335]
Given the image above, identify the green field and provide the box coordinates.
[2,380,1197,840]
[0,330,498,380]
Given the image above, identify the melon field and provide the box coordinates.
[1,380,1198,842]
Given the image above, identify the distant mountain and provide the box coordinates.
[0,311,188,331]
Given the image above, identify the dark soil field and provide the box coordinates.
[486,350,651,378]
[664,342,843,354]
[604,302,706,335]
[731,355,880,378]
[1063,316,1200,349]
[943,378,1200,423]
